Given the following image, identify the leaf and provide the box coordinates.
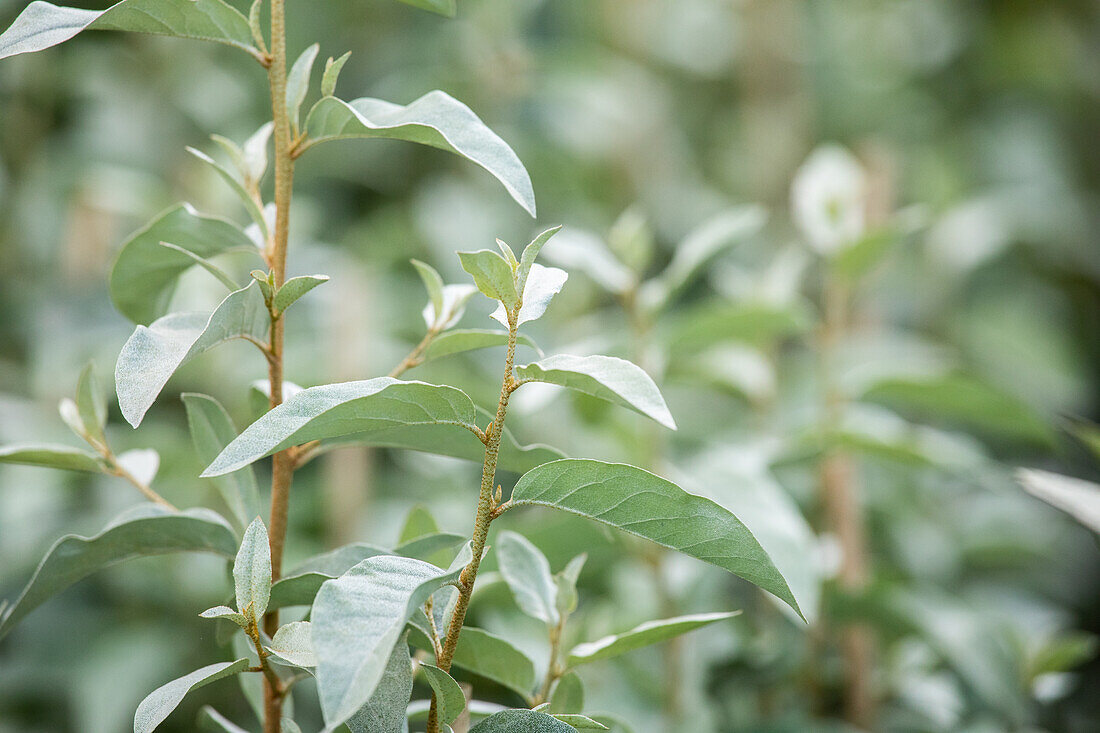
[241,122,274,186]
[75,362,107,443]
[412,259,445,325]
[540,229,633,295]
[186,147,269,241]
[198,706,250,733]
[183,393,261,534]
[399,505,439,544]
[286,43,320,134]
[442,627,536,698]
[268,542,390,610]
[459,250,518,308]
[1017,469,1100,535]
[566,611,739,668]
[198,605,247,628]
[396,0,457,17]
[0,506,236,639]
[421,664,466,725]
[496,531,559,626]
[0,0,258,62]
[202,378,479,477]
[273,275,329,314]
[552,715,607,730]
[393,532,467,564]
[134,659,249,733]
[303,91,535,216]
[321,51,351,98]
[423,283,478,331]
[281,720,302,733]
[510,460,802,620]
[234,517,271,624]
[58,397,86,439]
[517,226,563,295]
[116,281,270,427]
[344,634,413,733]
[156,241,240,292]
[490,265,568,327]
[554,554,586,618]
[110,203,259,325]
[268,621,316,668]
[0,443,105,473]
[424,330,540,362]
[549,672,583,714]
[312,553,467,727]
[469,710,577,732]
[117,448,160,485]
[515,355,676,430]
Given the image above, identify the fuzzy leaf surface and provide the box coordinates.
[134,659,249,733]
[469,710,577,732]
[344,635,413,733]
[421,664,466,725]
[567,611,739,667]
[0,443,104,473]
[496,530,559,625]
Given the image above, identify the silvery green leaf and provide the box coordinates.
[393,532,466,564]
[186,147,269,241]
[286,43,320,134]
[312,554,466,728]
[234,517,271,624]
[155,241,239,292]
[416,626,536,698]
[198,706,249,733]
[183,393,261,534]
[549,672,583,714]
[110,203,259,325]
[345,634,413,733]
[540,228,633,295]
[0,0,258,61]
[58,397,85,439]
[496,238,519,269]
[510,460,802,620]
[0,506,236,639]
[115,282,270,427]
[202,378,479,476]
[321,51,351,98]
[420,664,466,725]
[134,659,249,733]
[249,379,304,416]
[117,448,160,486]
[199,605,247,628]
[281,720,302,733]
[489,264,567,327]
[567,611,739,668]
[396,0,457,18]
[303,91,535,216]
[1018,469,1100,534]
[242,122,274,187]
[412,259,445,325]
[75,362,107,443]
[399,505,439,544]
[0,443,105,473]
[552,715,607,730]
[515,354,675,430]
[268,621,316,668]
[247,0,262,48]
[423,330,541,363]
[406,700,506,723]
[458,250,518,308]
[274,275,329,314]
[516,226,562,295]
[496,531,558,626]
[269,543,390,610]
[469,710,576,732]
[554,554,586,618]
[422,283,478,331]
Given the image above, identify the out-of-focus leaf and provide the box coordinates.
[109,203,259,325]
[421,664,466,725]
[412,259,446,322]
[281,720,302,733]
[321,51,351,98]
[344,635,413,733]
[0,443,105,472]
[155,241,240,291]
[567,612,739,668]
[186,147,269,240]
[286,43,319,133]
[424,330,540,362]
[444,627,535,698]
[666,301,811,352]
[1017,469,1100,534]
[459,249,518,308]
[241,122,273,187]
[516,355,675,430]
[423,284,478,331]
[469,709,576,732]
[202,378,478,476]
[273,275,329,314]
[0,0,258,61]
[75,362,107,443]
[134,659,249,733]
[490,265,568,327]
[516,226,563,294]
[303,91,535,216]
[198,706,250,733]
[0,506,236,639]
[183,393,261,534]
[541,228,633,295]
[510,460,802,620]
[312,552,467,727]
[399,505,439,543]
[117,448,160,486]
[393,532,466,563]
[116,281,270,427]
[268,621,316,668]
[396,0,456,17]
[549,671,583,713]
[554,554,586,618]
[496,530,559,626]
[1068,418,1100,464]
[233,517,271,624]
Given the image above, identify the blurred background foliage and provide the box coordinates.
[1,0,1099,731]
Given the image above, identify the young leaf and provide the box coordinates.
[321,51,351,98]
[412,259,446,325]
[302,91,536,216]
[496,531,559,626]
[110,203,259,325]
[273,274,330,314]
[242,122,274,187]
[396,0,457,17]
[489,264,567,327]
[423,330,541,363]
[202,378,480,476]
[554,554,586,618]
[312,553,467,727]
[515,354,676,430]
[115,281,270,427]
[134,659,249,733]
[549,672,583,714]
[1018,469,1100,535]
[268,621,317,668]
[458,250,519,308]
[247,0,263,49]
[510,460,802,620]
[421,664,466,725]
[0,443,105,473]
[0,506,237,639]
[75,362,107,443]
[234,517,271,624]
[286,43,320,134]
[156,241,240,292]
[496,238,519,269]
[183,393,261,534]
[469,709,577,732]
[117,448,160,485]
[186,147,270,240]
[58,397,86,439]
[199,605,247,629]
[399,505,440,544]
[0,0,258,62]
[344,634,414,733]
[423,284,478,331]
[269,543,391,610]
[517,226,563,295]
[566,611,739,668]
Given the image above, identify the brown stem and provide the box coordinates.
[388,327,438,378]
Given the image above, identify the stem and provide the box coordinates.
[534,619,565,705]
[261,1,296,731]
[388,327,438,378]
[104,451,175,509]
[427,310,519,733]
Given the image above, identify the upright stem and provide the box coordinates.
[261,1,296,731]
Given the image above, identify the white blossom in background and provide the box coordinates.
[791,144,868,256]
